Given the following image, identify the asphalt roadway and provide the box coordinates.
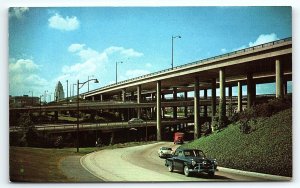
[79,142,291,182]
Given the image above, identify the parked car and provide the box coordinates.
[128,118,144,124]
[158,147,173,158]
[165,148,217,177]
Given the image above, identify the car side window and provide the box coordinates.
[178,151,184,157]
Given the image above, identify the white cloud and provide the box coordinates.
[125,69,150,79]
[9,59,48,96]
[233,33,279,52]
[9,7,29,19]
[120,48,143,57]
[145,63,152,68]
[221,48,227,53]
[68,44,85,53]
[104,46,143,58]
[249,33,279,47]
[48,13,80,31]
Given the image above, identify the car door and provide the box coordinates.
[173,150,184,171]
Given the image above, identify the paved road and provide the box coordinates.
[80,142,276,182]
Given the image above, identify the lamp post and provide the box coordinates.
[88,75,94,92]
[116,61,123,83]
[76,78,99,152]
[171,35,181,69]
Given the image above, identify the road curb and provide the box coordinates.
[218,167,292,181]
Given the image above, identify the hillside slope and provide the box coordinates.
[181,108,292,177]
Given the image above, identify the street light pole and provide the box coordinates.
[116,61,123,83]
[76,78,99,152]
[171,35,181,69]
[77,79,79,153]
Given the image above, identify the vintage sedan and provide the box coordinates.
[165,148,217,177]
[158,147,173,158]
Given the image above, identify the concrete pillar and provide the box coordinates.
[194,76,200,139]
[151,93,155,100]
[100,94,103,102]
[156,81,162,141]
[283,80,288,96]
[219,68,226,128]
[228,86,232,116]
[110,132,115,145]
[247,73,254,108]
[173,87,177,119]
[203,89,207,117]
[211,78,216,117]
[137,85,141,118]
[92,96,95,102]
[184,91,188,117]
[276,59,284,98]
[130,91,134,101]
[237,81,242,112]
[122,89,126,102]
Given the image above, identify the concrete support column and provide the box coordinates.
[211,78,216,117]
[156,81,162,141]
[276,59,284,99]
[122,89,126,102]
[237,81,242,112]
[184,91,188,117]
[100,94,103,102]
[194,76,200,139]
[92,96,95,102]
[219,68,226,128]
[284,80,288,96]
[247,73,254,108]
[151,93,155,100]
[228,86,232,116]
[137,85,141,118]
[173,87,177,119]
[203,89,207,117]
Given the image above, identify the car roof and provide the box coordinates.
[176,148,203,152]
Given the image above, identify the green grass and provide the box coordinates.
[181,108,292,177]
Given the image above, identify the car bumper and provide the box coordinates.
[189,164,216,173]
[159,153,172,158]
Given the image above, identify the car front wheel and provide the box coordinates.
[183,166,190,177]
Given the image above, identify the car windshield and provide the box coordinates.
[184,150,205,158]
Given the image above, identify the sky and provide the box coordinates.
[8,6,292,100]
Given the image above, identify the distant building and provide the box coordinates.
[54,81,65,101]
[9,95,40,107]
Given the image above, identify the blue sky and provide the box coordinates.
[8,7,292,100]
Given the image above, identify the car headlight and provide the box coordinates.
[213,159,218,166]
[191,160,196,166]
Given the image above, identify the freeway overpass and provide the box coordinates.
[83,37,292,140]
[10,38,292,141]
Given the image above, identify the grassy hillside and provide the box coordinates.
[181,108,292,177]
